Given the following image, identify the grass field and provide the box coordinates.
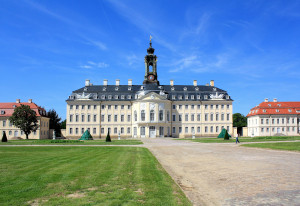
[0,139,142,145]
[174,136,300,143]
[242,142,300,152]
[0,147,191,206]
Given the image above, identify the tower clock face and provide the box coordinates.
[148,75,155,81]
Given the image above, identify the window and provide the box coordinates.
[276,109,279,112]
[205,126,208,133]
[167,111,170,121]
[150,110,155,121]
[101,115,104,122]
[173,105,176,109]
[76,105,79,109]
[134,111,137,121]
[121,115,124,122]
[216,105,219,109]
[205,105,208,109]
[128,105,131,109]
[266,128,269,132]
[87,115,90,122]
[282,119,284,124]
[205,114,208,121]
[121,105,124,109]
[115,105,118,110]
[127,127,130,134]
[185,95,188,100]
[172,127,176,133]
[114,127,118,134]
[272,128,275,132]
[197,127,200,133]
[191,114,194,121]
[108,105,111,110]
[197,114,201,121]
[108,128,111,133]
[69,115,73,122]
[81,128,84,134]
[287,118,290,124]
[93,128,96,134]
[70,105,73,109]
[227,105,230,109]
[216,126,219,133]
[127,115,131,122]
[101,128,104,134]
[185,105,188,109]
[159,110,163,121]
[197,95,200,99]
[88,105,91,110]
[141,127,145,136]
[101,105,105,109]
[94,105,97,109]
[185,114,188,121]
[210,126,213,133]
[227,114,230,121]
[81,115,85,122]
[82,105,85,109]
[266,119,269,124]
[172,114,176,121]
[121,127,124,134]
[227,126,230,132]
[221,105,224,109]
[114,115,118,122]
[179,127,182,133]
[261,128,264,132]
[197,105,201,109]
[185,127,188,133]
[75,128,78,134]
[9,121,12,127]
[69,128,73,134]
[277,119,279,124]
[261,119,264,124]
[282,127,285,132]
[221,114,224,121]
[76,115,79,122]
[134,127,137,136]
[108,115,111,122]
[216,113,219,121]
[172,95,176,100]
[210,113,213,121]
[272,119,275,124]
[210,105,213,109]
[141,110,145,121]
[292,118,295,124]
[94,115,97,122]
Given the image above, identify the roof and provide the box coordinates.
[67,84,233,102]
[0,102,47,117]
[247,101,300,117]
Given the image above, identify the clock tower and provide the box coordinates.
[143,36,159,85]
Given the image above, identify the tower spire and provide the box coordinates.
[143,37,159,85]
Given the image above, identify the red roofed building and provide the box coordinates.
[247,98,300,137]
[0,99,50,139]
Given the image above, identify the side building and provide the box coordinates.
[0,99,50,139]
[247,98,300,137]
[66,41,233,138]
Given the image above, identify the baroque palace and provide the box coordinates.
[66,40,233,138]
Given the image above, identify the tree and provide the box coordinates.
[61,119,66,129]
[47,109,62,136]
[106,131,111,142]
[9,104,39,140]
[233,113,247,127]
[1,131,7,142]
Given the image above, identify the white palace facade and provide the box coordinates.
[66,41,233,138]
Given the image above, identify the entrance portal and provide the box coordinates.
[149,126,156,138]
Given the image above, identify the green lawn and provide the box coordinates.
[0,147,191,206]
[0,139,142,145]
[242,142,300,152]
[174,136,300,143]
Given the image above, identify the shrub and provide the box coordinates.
[1,132,7,142]
[224,131,229,140]
[106,131,111,142]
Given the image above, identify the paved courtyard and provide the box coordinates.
[142,138,300,206]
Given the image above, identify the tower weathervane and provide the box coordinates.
[150,35,152,43]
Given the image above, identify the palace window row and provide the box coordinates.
[172,126,230,134]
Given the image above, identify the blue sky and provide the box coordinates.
[1,0,300,119]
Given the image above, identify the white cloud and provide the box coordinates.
[80,61,109,69]
[80,65,92,69]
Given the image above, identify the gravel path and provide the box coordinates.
[142,138,300,206]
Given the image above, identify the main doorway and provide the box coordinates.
[149,126,156,138]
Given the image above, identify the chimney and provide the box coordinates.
[128,79,132,86]
[85,79,90,86]
[16,99,20,103]
[116,79,120,86]
[193,80,197,86]
[103,79,108,86]
[273,98,277,102]
[264,98,268,102]
[210,80,214,87]
[28,99,32,103]
[170,80,174,86]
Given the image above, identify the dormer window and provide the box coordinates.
[277,104,281,107]
[183,87,187,91]
[185,95,188,100]
[179,95,182,100]
[268,104,271,107]
[158,86,163,89]
[140,86,144,90]
[204,95,208,99]
[276,109,279,112]
[127,95,132,99]
[195,87,199,91]
[191,95,194,100]
[121,95,125,99]
[13,105,16,108]
[84,87,88,91]
[128,87,132,91]
[108,95,112,99]
[101,95,105,99]
[213,88,217,91]
[0,110,5,115]
[288,109,292,112]
[114,95,119,99]
[263,109,266,113]
[171,87,175,91]
[226,95,229,99]
[115,87,119,91]
[197,95,201,99]
[172,95,176,100]
[103,87,107,91]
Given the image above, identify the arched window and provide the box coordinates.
[134,111,137,121]
[150,110,155,122]
[159,110,163,121]
[141,110,145,121]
